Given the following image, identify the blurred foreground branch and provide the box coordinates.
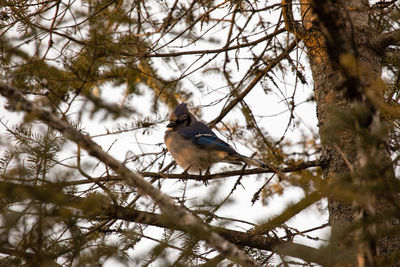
[0,179,347,266]
[0,83,260,267]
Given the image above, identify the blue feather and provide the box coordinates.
[165,102,268,171]
[177,122,237,155]
[195,134,237,153]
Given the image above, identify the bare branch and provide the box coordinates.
[282,0,307,38]
[61,160,322,186]
[122,28,285,58]
[209,40,297,128]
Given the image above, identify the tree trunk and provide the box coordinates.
[289,0,400,265]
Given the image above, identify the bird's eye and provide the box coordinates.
[174,114,190,126]
[183,115,191,126]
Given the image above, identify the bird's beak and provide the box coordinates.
[166,121,177,128]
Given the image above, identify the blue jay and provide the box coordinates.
[164,103,268,174]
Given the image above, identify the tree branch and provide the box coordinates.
[377,28,400,50]
[159,160,314,178]
[383,48,400,64]
[281,0,307,38]
[252,191,323,235]
[0,83,260,267]
[63,160,322,186]
[123,28,286,58]
[0,180,349,266]
[209,40,297,128]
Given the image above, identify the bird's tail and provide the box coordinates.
[237,154,268,169]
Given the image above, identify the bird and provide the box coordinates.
[164,103,268,174]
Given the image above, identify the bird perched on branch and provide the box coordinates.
[164,103,268,174]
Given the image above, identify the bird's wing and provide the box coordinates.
[178,122,238,155]
[176,121,268,168]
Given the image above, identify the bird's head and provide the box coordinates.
[167,103,195,129]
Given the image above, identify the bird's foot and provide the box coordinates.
[180,166,191,180]
[201,168,211,185]
[205,167,211,177]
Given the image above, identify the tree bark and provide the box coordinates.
[284,0,400,265]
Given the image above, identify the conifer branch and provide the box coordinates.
[0,83,261,267]
[0,179,344,266]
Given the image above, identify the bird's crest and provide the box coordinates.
[173,103,189,116]
[169,103,189,121]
